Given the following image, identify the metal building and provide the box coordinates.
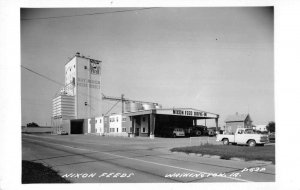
[125,108,219,138]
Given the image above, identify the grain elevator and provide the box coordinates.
[52,52,102,134]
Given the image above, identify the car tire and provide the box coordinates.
[223,138,229,145]
[248,140,256,147]
[173,134,176,138]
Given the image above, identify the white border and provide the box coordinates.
[1,0,300,190]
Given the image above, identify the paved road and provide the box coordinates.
[22,134,275,183]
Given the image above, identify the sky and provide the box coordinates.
[21,7,274,127]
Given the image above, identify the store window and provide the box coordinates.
[142,128,146,133]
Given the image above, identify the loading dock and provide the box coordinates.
[70,119,84,134]
[126,108,219,138]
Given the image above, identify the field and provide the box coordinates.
[22,126,52,134]
[170,144,275,164]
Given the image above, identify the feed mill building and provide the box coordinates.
[52,53,220,138]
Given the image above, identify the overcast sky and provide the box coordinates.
[21,7,274,126]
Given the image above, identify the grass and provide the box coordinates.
[170,144,275,164]
[22,160,70,183]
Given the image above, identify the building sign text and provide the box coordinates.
[77,77,100,89]
[173,109,207,117]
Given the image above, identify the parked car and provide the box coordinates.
[185,126,204,137]
[172,128,185,138]
[58,130,68,135]
[158,127,185,138]
[207,128,217,136]
[268,132,275,143]
[216,128,269,146]
[195,125,209,136]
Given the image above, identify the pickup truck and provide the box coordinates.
[216,128,269,146]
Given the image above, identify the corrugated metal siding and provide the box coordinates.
[52,95,76,119]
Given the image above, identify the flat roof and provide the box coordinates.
[65,54,102,65]
[122,108,219,119]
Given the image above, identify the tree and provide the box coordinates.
[26,122,39,127]
[266,121,275,133]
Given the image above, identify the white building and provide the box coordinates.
[52,53,102,134]
[95,117,104,135]
[88,116,109,135]
[108,114,129,136]
[253,124,267,132]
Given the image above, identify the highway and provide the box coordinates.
[22,134,275,183]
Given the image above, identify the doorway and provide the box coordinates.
[70,119,84,134]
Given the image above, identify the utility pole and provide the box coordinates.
[121,94,124,113]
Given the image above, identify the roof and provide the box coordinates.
[65,53,101,65]
[159,108,219,116]
[110,108,219,118]
[225,113,250,122]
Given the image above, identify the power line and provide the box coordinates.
[21,65,102,102]
[21,7,157,21]
[21,65,62,85]
[104,100,121,116]
[22,64,123,115]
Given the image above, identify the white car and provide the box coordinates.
[58,130,68,135]
[173,128,185,138]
